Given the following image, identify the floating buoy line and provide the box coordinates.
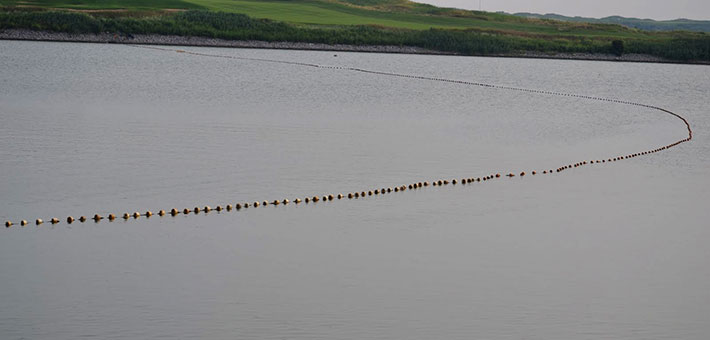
[3,45,693,229]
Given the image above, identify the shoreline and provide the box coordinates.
[1,29,707,65]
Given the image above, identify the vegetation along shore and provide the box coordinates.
[1,0,709,64]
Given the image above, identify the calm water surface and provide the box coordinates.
[1,40,709,339]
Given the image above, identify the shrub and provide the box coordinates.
[611,40,624,56]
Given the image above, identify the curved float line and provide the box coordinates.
[3,45,693,228]
[135,45,692,142]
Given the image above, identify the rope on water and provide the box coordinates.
[3,45,693,228]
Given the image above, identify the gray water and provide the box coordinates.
[1,40,709,339]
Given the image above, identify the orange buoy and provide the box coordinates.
[51,218,59,224]
[93,214,102,221]
[159,210,166,216]
[146,211,153,217]
[79,216,87,222]
[108,214,116,221]
[36,219,44,225]
[20,220,28,226]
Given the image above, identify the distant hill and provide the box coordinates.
[513,13,710,32]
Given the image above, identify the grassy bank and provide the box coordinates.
[0,0,680,35]
[1,0,709,62]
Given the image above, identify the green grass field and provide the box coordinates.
[0,0,660,38]
[1,0,709,61]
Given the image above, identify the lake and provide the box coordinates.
[1,40,709,339]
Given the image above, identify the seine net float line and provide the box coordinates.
[3,46,693,229]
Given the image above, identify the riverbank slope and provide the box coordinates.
[0,29,693,65]
[1,4,709,64]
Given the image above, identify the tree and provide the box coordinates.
[611,40,624,56]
